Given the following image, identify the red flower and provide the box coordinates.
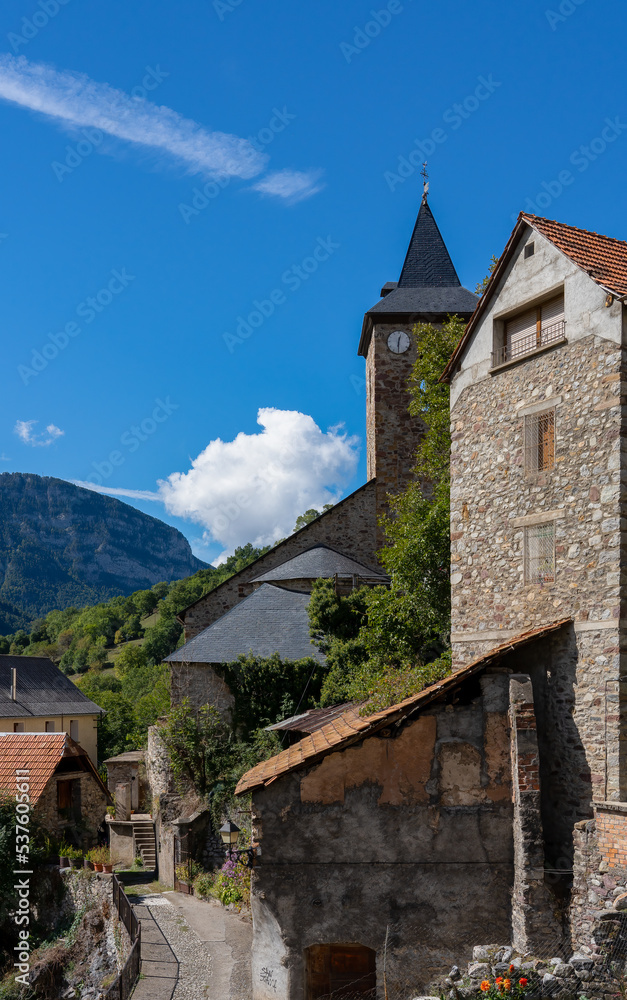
[504,980,512,991]
[495,977,503,984]
[509,965,515,973]
[519,979,528,988]
[480,982,490,992]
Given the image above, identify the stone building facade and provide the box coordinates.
[236,627,565,1000]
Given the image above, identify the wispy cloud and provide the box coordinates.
[72,481,161,502]
[0,55,264,181]
[252,169,325,204]
[14,420,64,447]
[0,56,323,200]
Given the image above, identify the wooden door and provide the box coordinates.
[306,944,376,999]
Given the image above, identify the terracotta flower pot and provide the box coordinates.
[93,862,103,872]
[102,863,113,873]
[84,859,93,870]
[59,856,70,869]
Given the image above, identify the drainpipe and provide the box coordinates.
[11,668,17,702]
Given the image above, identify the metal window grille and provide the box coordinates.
[525,523,555,584]
[524,409,555,473]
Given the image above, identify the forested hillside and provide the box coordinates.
[0,472,209,632]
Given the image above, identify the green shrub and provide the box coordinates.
[192,871,215,899]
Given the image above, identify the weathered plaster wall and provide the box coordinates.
[182,481,378,641]
[250,673,514,999]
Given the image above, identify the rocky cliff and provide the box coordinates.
[0,472,208,632]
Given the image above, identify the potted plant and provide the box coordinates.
[91,847,104,872]
[85,847,97,870]
[68,846,83,869]
[106,805,115,817]
[100,847,113,874]
[58,842,72,868]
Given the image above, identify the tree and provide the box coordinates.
[475,255,499,295]
[293,504,333,532]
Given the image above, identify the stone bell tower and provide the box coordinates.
[358,189,478,532]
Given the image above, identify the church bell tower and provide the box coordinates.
[358,187,478,534]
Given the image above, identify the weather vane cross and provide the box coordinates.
[421,161,429,202]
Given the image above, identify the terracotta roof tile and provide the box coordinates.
[0,733,67,803]
[442,213,627,381]
[235,619,571,795]
[0,732,112,804]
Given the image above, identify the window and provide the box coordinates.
[57,778,81,822]
[493,295,565,367]
[525,523,555,584]
[70,720,79,741]
[45,721,55,733]
[524,242,535,259]
[525,409,555,473]
[13,722,24,733]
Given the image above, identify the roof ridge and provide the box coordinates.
[521,212,627,248]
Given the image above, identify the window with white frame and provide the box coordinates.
[525,408,555,473]
[525,522,555,584]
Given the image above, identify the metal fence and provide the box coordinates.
[104,874,141,1000]
[491,318,566,368]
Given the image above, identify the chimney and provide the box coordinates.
[11,667,17,702]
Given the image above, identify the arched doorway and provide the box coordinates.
[305,944,376,999]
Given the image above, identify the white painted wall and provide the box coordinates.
[451,225,624,408]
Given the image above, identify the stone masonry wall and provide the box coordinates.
[182,480,377,640]
[449,337,627,806]
[170,661,236,713]
[36,772,109,846]
[571,808,627,955]
[367,322,425,548]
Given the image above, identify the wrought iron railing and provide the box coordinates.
[104,874,141,1000]
[491,319,566,368]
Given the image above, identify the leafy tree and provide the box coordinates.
[475,254,499,295]
[293,504,333,532]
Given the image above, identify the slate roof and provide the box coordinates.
[0,655,103,719]
[442,212,627,381]
[359,199,478,356]
[236,618,571,795]
[266,702,355,734]
[398,200,462,288]
[252,545,387,585]
[0,732,111,804]
[167,584,324,665]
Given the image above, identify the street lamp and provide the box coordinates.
[219,821,255,869]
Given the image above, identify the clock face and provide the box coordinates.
[387,330,410,354]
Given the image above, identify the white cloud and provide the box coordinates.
[162,408,359,556]
[252,169,325,204]
[14,420,64,447]
[0,56,324,202]
[71,482,161,502]
[0,54,265,181]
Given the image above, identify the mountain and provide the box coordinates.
[0,473,209,633]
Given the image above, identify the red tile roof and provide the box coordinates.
[0,732,111,804]
[235,618,571,795]
[441,213,627,381]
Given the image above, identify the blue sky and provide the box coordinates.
[1,0,625,563]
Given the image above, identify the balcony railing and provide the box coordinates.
[491,319,566,368]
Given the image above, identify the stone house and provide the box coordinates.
[0,732,111,847]
[236,622,567,999]
[234,208,627,997]
[0,654,103,765]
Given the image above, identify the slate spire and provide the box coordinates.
[397,199,462,288]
